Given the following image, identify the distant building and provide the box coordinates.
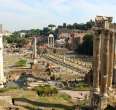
[0,24,12,36]
[20,32,26,38]
[3,30,12,36]
[58,28,87,50]
[56,38,65,48]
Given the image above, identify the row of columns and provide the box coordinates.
[93,29,115,96]
[48,34,54,48]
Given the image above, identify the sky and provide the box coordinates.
[0,0,116,31]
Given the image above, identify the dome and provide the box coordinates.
[49,34,54,38]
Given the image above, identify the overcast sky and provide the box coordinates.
[0,0,116,31]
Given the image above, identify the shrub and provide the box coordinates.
[36,85,58,96]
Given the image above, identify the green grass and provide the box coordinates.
[58,93,71,101]
[0,88,74,110]
[37,94,74,110]
[0,87,19,93]
[15,59,27,67]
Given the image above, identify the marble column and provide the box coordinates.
[48,34,54,48]
[48,37,49,47]
[0,34,6,88]
[100,30,110,97]
[53,37,54,47]
[108,31,114,90]
[33,37,37,64]
[93,30,101,92]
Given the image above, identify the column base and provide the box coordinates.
[91,93,108,110]
[33,59,38,64]
[99,96,108,110]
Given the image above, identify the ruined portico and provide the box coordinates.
[92,16,116,110]
[48,34,54,48]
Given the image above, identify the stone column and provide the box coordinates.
[50,37,52,47]
[108,31,115,90]
[100,30,110,97]
[53,37,54,47]
[48,37,49,47]
[0,34,6,88]
[93,30,101,92]
[33,37,37,64]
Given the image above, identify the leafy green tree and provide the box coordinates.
[77,33,93,56]
[40,27,51,36]
[63,23,67,28]
[6,33,27,47]
[48,24,56,30]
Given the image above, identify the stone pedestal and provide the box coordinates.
[91,93,108,110]
[99,96,108,110]
[91,92,100,110]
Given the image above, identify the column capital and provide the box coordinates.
[102,29,110,36]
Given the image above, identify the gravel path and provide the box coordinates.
[59,90,90,102]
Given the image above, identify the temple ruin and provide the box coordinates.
[91,16,116,110]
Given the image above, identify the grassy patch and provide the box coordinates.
[15,59,27,67]
[58,93,71,101]
[0,88,74,110]
[0,87,19,93]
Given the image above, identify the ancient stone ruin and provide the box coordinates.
[91,16,116,110]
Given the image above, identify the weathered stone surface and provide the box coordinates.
[92,16,116,110]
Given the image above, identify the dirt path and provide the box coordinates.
[60,90,90,102]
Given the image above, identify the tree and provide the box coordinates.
[73,23,78,29]
[77,33,93,56]
[67,24,73,29]
[63,23,67,28]
[6,32,28,48]
[86,20,95,29]
[40,27,51,36]
[48,24,56,30]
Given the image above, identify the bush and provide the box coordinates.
[36,85,58,96]
[76,33,93,56]
[15,59,27,67]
